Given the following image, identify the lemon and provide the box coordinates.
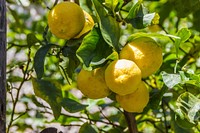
[74,10,95,38]
[120,37,162,78]
[148,25,162,32]
[48,2,85,39]
[77,67,111,99]
[116,82,149,113]
[105,59,142,96]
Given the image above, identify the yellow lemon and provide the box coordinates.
[148,25,162,32]
[77,67,111,99]
[120,37,162,78]
[105,59,142,96]
[48,2,85,39]
[116,82,149,113]
[74,10,95,38]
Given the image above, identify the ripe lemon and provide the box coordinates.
[105,59,142,96]
[48,2,85,39]
[116,81,149,113]
[120,37,162,78]
[77,67,111,99]
[74,10,94,38]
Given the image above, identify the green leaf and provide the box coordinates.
[161,71,182,88]
[121,0,142,19]
[33,44,54,79]
[31,95,46,108]
[177,28,192,43]
[174,28,191,57]
[32,78,62,119]
[76,28,99,68]
[27,33,40,47]
[105,0,121,12]
[123,1,144,29]
[53,114,81,125]
[79,123,97,133]
[175,114,196,129]
[145,85,168,110]
[121,0,158,29]
[176,92,200,124]
[106,50,119,61]
[7,76,23,82]
[76,28,113,69]
[60,45,80,84]
[174,0,200,18]
[61,98,88,113]
[185,73,200,88]
[193,9,200,32]
[127,32,180,43]
[108,128,124,133]
[171,112,194,133]
[158,1,173,24]
[93,0,120,52]
[105,0,124,12]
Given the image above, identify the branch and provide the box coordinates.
[124,111,138,133]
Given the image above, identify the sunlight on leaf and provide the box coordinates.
[32,78,62,119]
[76,28,113,69]
[161,71,182,88]
[127,32,180,43]
[174,28,191,57]
[93,0,120,52]
[176,92,200,124]
[27,33,40,47]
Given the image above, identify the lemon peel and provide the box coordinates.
[120,37,162,78]
[105,59,142,95]
[77,67,110,99]
[48,2,85,39]
[116,81,149,113]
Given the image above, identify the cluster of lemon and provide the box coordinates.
[77,37,163,113]
[48,2,94,39]
[47,2,163,113]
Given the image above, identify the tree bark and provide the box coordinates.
[124,111,138,133]
[0,0,7,133]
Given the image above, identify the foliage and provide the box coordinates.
[6,0,200,133]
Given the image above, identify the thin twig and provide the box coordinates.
[13,111,27,121]
[53,0,59,7]
[64,110,123,128]
[7,48,32,133]
[99,107,117,127]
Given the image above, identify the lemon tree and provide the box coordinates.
[6,0,200,133]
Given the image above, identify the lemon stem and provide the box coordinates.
[124,111,138,133]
